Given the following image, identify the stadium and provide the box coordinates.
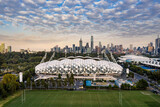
[35,53,123,80]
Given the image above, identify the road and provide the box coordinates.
[129,70,160,94]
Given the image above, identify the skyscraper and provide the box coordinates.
[99,41,102,53]
[85,42,89,49]
[0,43,5,53]
[155,35,160,55]
[91,36,94,51]
[79,38,83,53]
[130,44,133,50]
[7,46,12,53]
[73,44,75,53]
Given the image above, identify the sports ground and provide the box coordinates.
[4,90,160,107]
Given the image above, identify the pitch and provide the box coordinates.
[4,90,160,107]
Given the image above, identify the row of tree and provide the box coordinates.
[84,79,148,90]
[123,62,160,84]
[121,79,148,90]
[23,73,75,89]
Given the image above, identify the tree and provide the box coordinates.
[71,73,74,79]
[136,79,148,90]
[64,78,68,86]
[128,72,134,78]
[44,80,48,89]
[1,74,19,94]
[36,80,40,88]
[23,71,31,81]
[121,83,131,90]
[26,78,31,88]
[0,55,5,68]
[108,84,112,89]
[0,82,8,98]
[57,80,62,87]
[113,85,119,89]
[41,79,48,89]
[58,73,61,79]
[32,82,36,88]
[50,78,55,88]
[66,74,69,80]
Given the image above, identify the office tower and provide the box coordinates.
[7,46,12,53]
[148,44,154,53]
[73,44,75,53]
[95,46,99,54]
[0,43,5,53]
[130,44,133,50]
[99,42,102,53]
[91,36,94,51]
[85,42,89,49]
[155,35,160,55]
[111,43,114,49]
[79,38,83,53]
[107,44,110,49]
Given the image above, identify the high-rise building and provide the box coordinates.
[91,36,94,51]
[0,43,5,53]
[85,42,89,49]
[107,44,110,49]
[79,38,83,53]
[7,46,12,53]
[95,46,99,54]
[130,44,133,50]
[99,41,102,53]
[155,35,160,55]
[72,44,75,53]
[111,43,114,49]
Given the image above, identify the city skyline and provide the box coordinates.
[0,35,158,51]
[0,0,160,51]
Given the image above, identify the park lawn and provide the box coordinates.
[3,90,160,107]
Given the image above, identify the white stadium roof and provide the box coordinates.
[118,55,151,62]
[35,58,123,75]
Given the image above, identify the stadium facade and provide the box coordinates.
[35,56,123,80]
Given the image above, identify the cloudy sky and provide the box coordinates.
[0,0,160,51]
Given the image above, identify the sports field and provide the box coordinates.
[4,90,160,107]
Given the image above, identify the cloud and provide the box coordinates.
[24,0,35,5]
[0,0,160,38]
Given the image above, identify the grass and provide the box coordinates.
[0,91,22,107]
[3,90,160,107]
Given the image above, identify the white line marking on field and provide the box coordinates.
[140,91,151,95]
[149,95,160,104]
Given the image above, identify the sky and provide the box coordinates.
[0,0,160,51]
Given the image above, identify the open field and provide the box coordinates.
[3,90,160,107]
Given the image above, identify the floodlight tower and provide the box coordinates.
[40,52,47,63]
[102,49,110,61]
[49,51,55,61]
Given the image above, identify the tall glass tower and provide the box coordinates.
[79,38,82,53]
[155,35,160,55]
[91,36,94,51]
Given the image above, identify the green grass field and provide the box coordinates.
[3,90,160,107]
